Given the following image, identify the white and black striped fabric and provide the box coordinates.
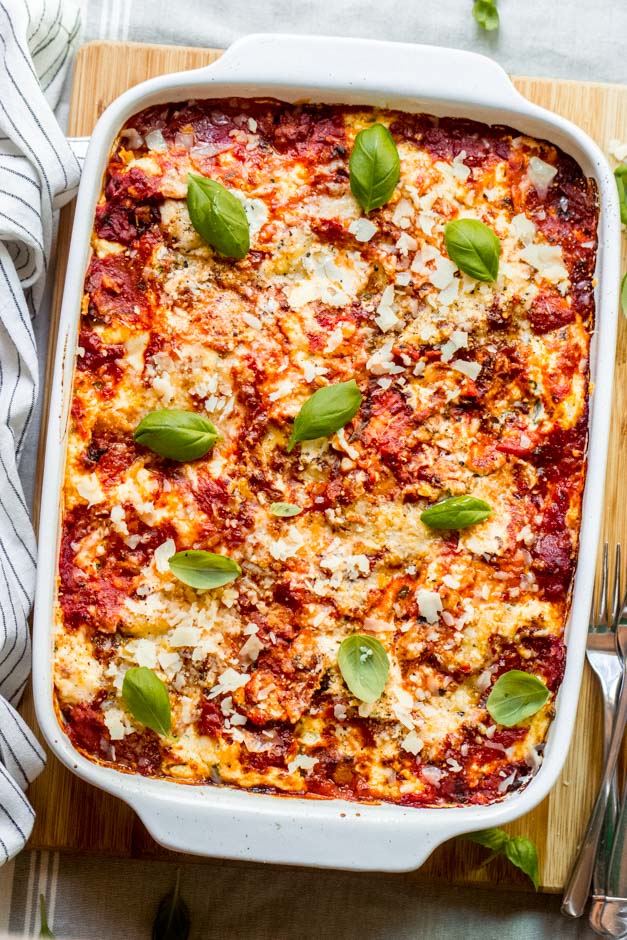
[0,0,80,864]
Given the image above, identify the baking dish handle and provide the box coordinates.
[128,787,459,872]
[194,33,526,113]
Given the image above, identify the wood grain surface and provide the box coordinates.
[20,40,627,892]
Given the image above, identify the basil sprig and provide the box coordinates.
[465,828,539,889]
[337,634,389,703]
[169,550,241,589]
[473,0,499,30]
[621,272,627,318]
[186,173,250,259]
[349,124,400,213]
[134,410,219,462]
[39,895,55,938]
[486,670,550,727]
[152,870,190,940]
[421,495,491,530]
[270,502,302,517]
[288,380,362,452]
[615,164,627,225]
[122,666,171,736]
[444,219,501,282]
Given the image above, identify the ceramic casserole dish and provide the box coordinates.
[33,33,620,871]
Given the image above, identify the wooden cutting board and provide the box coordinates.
[20,39,627,893]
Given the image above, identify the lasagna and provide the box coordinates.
[54,99,597,806]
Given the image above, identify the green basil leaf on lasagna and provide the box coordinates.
[338,635,389,703]
[349,123,400,213]
[486,670,550,727]
[134,409,219,461]
[421,495,492,530]
[270,502,303,517]
[186,173,250,259]
[444,218,501,282]
[287,380,362,452]
[168,550,241,590]
[122,667,171,736]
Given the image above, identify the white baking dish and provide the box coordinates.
[33,34,621,872]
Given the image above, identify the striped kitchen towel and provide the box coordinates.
[0,0,81,863]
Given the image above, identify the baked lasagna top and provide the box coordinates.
[54,98,597,806]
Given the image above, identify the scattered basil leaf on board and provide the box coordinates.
[464,828,539,889]
[444,218,501,282]
[621,273,627,319]
[486,669,550,727]
[186,173,250,259]
[153,870,191,940]
[421,495,491,530]
[504,836,540,890]
[349,124,400,213]
[134,410,219,461]
[337,634,389,703]
[169,550,241,589]
[39,895,55,938]
[270,502,302,517]
[473,0,499,30]
[465,829,509,853]
[122,667,171,736]
[615,168,627,225]
[287,380,362,452]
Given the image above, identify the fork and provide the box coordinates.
[562,544,627,919]
[582,545,623,931]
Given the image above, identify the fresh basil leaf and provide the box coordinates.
[186,173,250,259]
[349,124,400,213]
[621,273,627,319]
[463,829,539,890]
[486,669,550,727]
[122,667,171,736]
[616,172,627,225]
[421,495,491,530]
[39,895,55,938]
[473,0,499,30]
[153,870,190,940]
[134,409,219,462]
[169,550,241,589]
[337,634,389,703]
[464,828,509,853]
[504,836,540,890]
[444,218,501,282]
[270,502,302,517]
[287,380,362,452]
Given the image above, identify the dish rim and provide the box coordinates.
[32,33,621,872]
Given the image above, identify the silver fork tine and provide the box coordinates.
[610,545,622,627]
[598,543,609,631]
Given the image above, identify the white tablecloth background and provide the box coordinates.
[3,0,626,935]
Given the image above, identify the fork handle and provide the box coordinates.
[598,766,627,938]
[562,672,627,918]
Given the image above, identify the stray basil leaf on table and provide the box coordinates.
[464,828,539,889]
[39,894,55,938]
[152,870,191,940]
[473,0,499,30]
